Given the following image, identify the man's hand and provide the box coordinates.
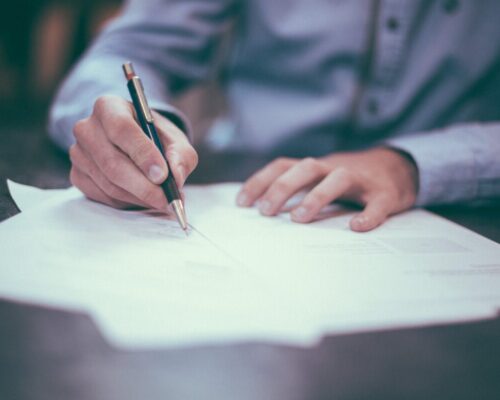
[237,148,418,232]
[69,95,198,210]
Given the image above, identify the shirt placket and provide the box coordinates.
[356,0,414,133]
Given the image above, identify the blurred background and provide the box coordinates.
[0,0,122,126]
[0,0,222,140]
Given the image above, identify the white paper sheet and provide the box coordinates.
[1,181,499,349]
[7,180,66,211]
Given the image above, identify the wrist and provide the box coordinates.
[384,145,418,177]
[381,146,419,203]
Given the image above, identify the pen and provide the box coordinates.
[122,62,188,233]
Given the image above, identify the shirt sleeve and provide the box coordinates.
[386,123,500,206]
[48,0,237,150]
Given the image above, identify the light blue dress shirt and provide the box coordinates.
[49,0,500,206]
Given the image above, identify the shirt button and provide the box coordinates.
[443,0,460,14]
[386,17,400,32]
[366,99,379,115]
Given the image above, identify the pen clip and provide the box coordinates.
[133,77,154,124]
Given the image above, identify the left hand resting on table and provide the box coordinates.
[236,147,419,232]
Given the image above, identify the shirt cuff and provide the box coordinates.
[149,101,193,142]
[386,128,478,206]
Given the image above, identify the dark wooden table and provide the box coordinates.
[1,125,499,400]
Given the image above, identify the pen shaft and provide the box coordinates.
[145,123,181,203]
[123,62,187,232]
[127,80,181,203]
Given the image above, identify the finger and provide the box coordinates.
[257,158,326,216]
[155,112,198,187]
[350,195,393,232]
[70,167,130,209]
[237,157,296,207]
[69,144,149,208]
[93,95,169,185]
[74,117,167,211]
[291,167,353,223]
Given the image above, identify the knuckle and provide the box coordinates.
[273,157,293,170]
[301,157,323,174]
[73,119,89,143]
[301,157,315,167]
[93,95,114,116]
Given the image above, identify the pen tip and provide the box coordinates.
[171,199,188,234]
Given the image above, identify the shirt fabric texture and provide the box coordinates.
[49,0,500,206]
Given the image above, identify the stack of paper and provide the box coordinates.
[0,180,499,349]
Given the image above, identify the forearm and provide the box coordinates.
[387,122,500,206]
[48,0,236,150]
[48,55,189,150]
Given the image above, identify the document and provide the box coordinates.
[1,181,499,349]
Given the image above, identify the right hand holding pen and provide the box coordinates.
[69,95,198,210]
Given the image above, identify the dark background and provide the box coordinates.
[0,0,121,124]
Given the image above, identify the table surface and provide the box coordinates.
[1,125,499,400]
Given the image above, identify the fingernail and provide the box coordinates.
[292,206,310,221]
[237,191,249,206]
[351,216,366,230]
[259,200,272,215]
[148,165,165,184]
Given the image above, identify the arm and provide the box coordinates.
[387,122,500,206]
[49,0,237,150]
[51,0,236,212]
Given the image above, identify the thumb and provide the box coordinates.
[350,195,393,232]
